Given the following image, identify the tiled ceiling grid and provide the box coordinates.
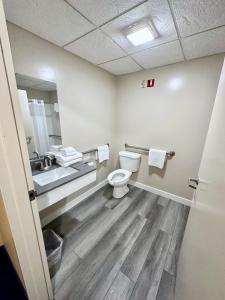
[4,0,225,75]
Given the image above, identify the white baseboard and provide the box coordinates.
[41,179,108,227]
[129,180,193,207]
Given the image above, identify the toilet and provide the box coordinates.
[107,151,141,198]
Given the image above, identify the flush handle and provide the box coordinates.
[188,178,199,189]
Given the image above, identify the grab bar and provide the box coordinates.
[82,143,110,155]
[125,143,175,157]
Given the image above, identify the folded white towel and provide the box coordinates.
[148,149,166,169]
[97,145,109,163]
[57,157,82,167]
[55,152,83,163]
[60,146,78,156]
[50,145,63,151]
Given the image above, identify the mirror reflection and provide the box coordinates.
[15,74,62,159]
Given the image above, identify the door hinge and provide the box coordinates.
[188,178,199,189]
[28,189,37,201]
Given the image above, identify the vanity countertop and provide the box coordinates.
[33,161,96,196]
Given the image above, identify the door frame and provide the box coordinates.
[0,1,52,299]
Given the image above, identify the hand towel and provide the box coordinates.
[148,149,166,169]
[55,152,83,163]
[57,157,82,167]
[50,145,63,151]
[97,145,109,163]
[60,146,78,156]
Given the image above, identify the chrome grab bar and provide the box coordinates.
[82,143,110,155]
[125,143,175,157]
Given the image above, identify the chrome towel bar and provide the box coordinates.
[125,143,175,157]
[82,143,110,155]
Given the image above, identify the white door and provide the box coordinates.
[175,59,225,300]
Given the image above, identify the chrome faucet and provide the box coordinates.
[40,155,53,171]
[33,151,40,159]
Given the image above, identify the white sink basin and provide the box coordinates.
[33,167,78,186]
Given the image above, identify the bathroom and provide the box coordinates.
[0,1,225,300]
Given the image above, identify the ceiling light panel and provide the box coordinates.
[126,22,157,46]
[102,0,177,54]
[131,40,184,69]
[64,30,126,65]
[171,0,225,37]
[182,26,225,60]
[99,56,142,75]
[3,0,94,46]
[66,0,145,26]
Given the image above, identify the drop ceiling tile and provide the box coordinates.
[67,0,145,26]
[182,26,225,60]
[64,29,126,64]
[101,0,177,54]
[16,74,43,88]
[34,82,57,92]
[99,56,142,75]
[3,0,94,46]
[131,40,184,69]
[171,0,225,37]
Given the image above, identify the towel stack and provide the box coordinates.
[55,146,83,167]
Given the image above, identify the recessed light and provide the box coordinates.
[126,22,157,46]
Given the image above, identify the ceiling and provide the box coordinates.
[4,0,225,75]
[16,73,56,91]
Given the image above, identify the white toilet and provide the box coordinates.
[107,151,141,198]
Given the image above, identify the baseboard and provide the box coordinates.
[41,179,108,227]
[129,180,193,207]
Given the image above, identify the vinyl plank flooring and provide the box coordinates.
[50,186,190,300]
[157,197,170,207]
[121,203,165,282]
[129,230,170,300]
[164,205,190,276]
[72,185,113,221]
[74,188,143,258]
[81,215,146,300]
[55,190,148,299]
[160,201,181,235]
[55,215,146,300]
[104,272,134,300]
[155,271,176,300]
[137,192,159,219]
[51,251,82,293]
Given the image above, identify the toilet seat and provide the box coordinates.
[107,169,131,186]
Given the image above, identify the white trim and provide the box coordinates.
[41,179,108,227]
[129,180,193,207]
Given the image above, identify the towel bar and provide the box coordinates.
[82,143,110,155]
[125,143,175,157]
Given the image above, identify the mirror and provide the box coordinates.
[15,73,62,158]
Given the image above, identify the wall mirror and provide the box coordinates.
[15,73,62,159]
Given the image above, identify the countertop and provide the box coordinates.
[32,161,96,196]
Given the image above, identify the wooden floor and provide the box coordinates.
[45,184,190,300]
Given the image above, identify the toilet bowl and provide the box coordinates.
[107,169,131,198]
[107,151,141,199]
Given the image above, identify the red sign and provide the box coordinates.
[141,79,155,88]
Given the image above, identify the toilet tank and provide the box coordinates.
[119,151,141,172]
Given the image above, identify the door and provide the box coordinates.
[0,1,51,299]
[175,59,225,300]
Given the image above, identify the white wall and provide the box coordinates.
[115,55,224,199]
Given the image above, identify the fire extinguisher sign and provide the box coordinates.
[141,79,155,88]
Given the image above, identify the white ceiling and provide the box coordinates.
[16,74,56,91]
[3,0,225,75]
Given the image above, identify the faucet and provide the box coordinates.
[33,151,40,159]
[40,155,53,171]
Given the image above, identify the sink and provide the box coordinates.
[33,167,78,186]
